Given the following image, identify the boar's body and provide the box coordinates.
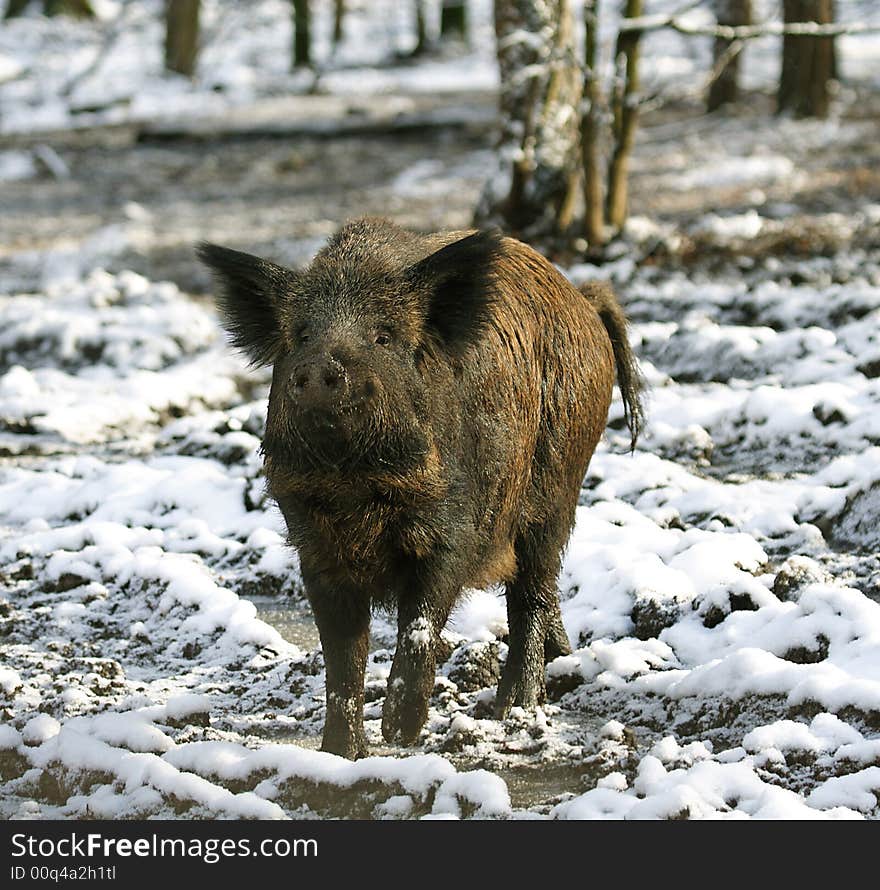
[272,234,612,595]
[199,218,643,759]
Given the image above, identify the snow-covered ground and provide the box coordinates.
[2,222,879,819]
[1,0,880,821]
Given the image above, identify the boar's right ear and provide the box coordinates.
[196,243,295,367]
[408,229,504,356]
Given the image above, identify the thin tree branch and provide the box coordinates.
[59,0,139,98]
[619,15,880,40]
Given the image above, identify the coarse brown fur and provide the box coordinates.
[198,217,644,759]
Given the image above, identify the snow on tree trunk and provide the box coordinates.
[707,0,751,111]
[475,0,581,240]
[164,0,200,78]
[778,0,835,118]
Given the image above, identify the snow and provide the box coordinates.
[0,150,37,182]
[3,220,880,819]
[694,210,765,241]
[808,767,880,813]
[22,714,61,746]
[666,156,797,192]
[5,231,877,818]
[0,726,23,750]
[0,668,22,696]
[164,694,211,723]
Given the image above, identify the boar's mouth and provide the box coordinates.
[263,404,362,466]
[261,395,375,467]
[262,402,431,479]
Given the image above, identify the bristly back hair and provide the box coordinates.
[196,242,295,367]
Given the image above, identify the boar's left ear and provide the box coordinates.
[408,229,504,356]
[197,243,296,367]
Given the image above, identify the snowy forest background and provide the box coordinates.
[1,0,880,820]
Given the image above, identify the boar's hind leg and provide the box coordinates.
[382,587,458,746]
[305,574,370,760]
[496,524,570,718]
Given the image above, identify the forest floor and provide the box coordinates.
[2,83,880,819]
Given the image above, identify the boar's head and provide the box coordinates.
[197,219,502,474]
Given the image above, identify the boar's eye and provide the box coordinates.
[297,328,310,345]
[374,331,392,347]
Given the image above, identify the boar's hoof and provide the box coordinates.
[381,678,430,746]
[493,668,546,720]
[321,708,368,760]
[544,611,573,663]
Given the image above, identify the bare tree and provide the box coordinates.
[413,0,429,55]
[479,0,876,249]
[292,0,311,69]
[475,0,581,240]
[581,0,605,247]
[333,0,345,48]
[440,1,467,41]
[778,0,835,118]
[605,0,642,231]
[707,0,751,111]
[164,0,200,78]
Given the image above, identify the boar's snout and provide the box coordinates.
[291,353,347,394]
[285,346,383,430]
[287,353,352,410]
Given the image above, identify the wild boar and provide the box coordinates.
[198,217,644,759]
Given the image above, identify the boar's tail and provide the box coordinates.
[580,282,646,452]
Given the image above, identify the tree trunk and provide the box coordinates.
[333,0,345,47]
[413,0,428,55]
[440,1,467,41]
[707,0,751,111]
[778,0,835,118]
[164,0,200,78]
[292,0,311,69]
[829,0,837,80]
[581,0,605,247]
[606,0,642,232]
[4,0,30,17]
[475,0,582,241]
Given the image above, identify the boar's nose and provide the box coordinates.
[289,356,350,406]
[322,364,343,389]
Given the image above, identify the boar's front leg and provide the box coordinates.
[496,523,572,718]
[382,586,458,746]
[303,565,370,760]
